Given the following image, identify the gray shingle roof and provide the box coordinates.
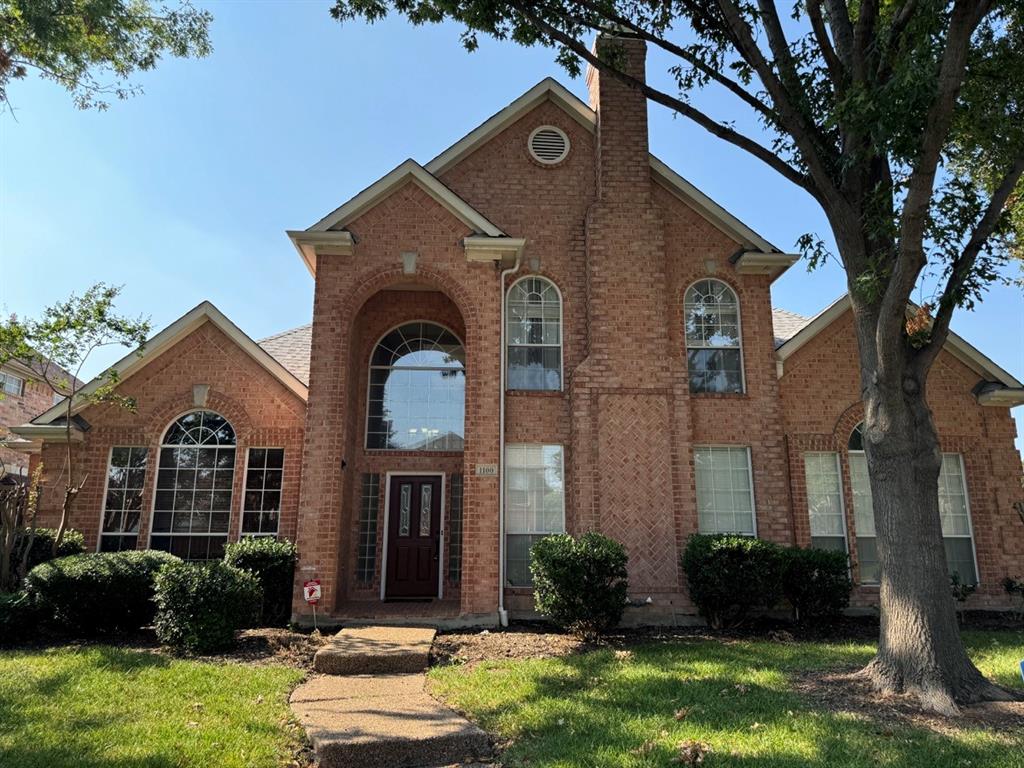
[259,309,812,382]
[258,324,312,386]
[771,307,811,349]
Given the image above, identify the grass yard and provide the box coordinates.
[430,630,1024,768]
[0,645,305,768]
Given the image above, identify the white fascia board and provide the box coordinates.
[775,293,1022,389]
[733,251,800,279]
[286,231,355,277]
[8,423,85,443]
[31,302,308,426]
[305,159,505,237]
[463,236,527,267]
[976,387,1024,408]
[426,78,596,176]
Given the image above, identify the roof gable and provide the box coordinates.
[31,302,308,425]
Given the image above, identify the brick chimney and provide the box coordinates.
[586,33,651,203]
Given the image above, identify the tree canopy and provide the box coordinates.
[0,0,212,110]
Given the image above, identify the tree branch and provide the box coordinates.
[823,0,856,69]
[512,5,817,194]
[913,154,1024,375]
[807,0,847,92]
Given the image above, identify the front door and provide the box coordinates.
[385,475,442,599]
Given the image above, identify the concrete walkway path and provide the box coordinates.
[290,626,491,768]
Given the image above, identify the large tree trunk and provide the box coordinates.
[858,367,1019,714]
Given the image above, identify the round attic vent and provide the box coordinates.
[528,125,570,164]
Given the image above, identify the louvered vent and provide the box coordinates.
[528,126,570,164]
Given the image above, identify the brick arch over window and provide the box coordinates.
[145,389,254,444]
[833,403,866,448]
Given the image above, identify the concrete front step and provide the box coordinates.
[314,625,436,675]
[290,674,491,768]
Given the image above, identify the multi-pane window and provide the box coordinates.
[355,473,380,584]
[242,448,284,536]
[684,279,743,394]
[505,444,565,586]
[150,410,236,561]
[100,447,147,552]
[848,423,977,585]
[695,446,755,535]
[0,370,25,397]
[448,474,464,583]
[939,453,977,584]
[506,276,562,391]
[366,322,465,451]
[803,452,848,552]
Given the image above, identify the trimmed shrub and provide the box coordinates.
[779,547,851,622]
[24,550,180,635]
[530,532,628,639]
[223,537,297,627]
[5,528,86,585]
[154,561,262,653]
[0,591,37,644]
[681,534,784,629]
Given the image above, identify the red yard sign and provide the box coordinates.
[303,579,321,605]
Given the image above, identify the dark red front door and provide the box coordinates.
[385,475,441,598]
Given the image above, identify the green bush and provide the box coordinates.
[681,534,784,629]
[24,550,180,635]
[530,532,628,639]
[0,591,37,644]
[779,547,851,622]
[6,528,85,585]
[223,537,297,627]
[153,561,262,653]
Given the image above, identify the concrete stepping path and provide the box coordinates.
[293,626,491,768]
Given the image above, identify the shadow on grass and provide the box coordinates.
[438,640,1021,768]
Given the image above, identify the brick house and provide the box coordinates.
[11,35,1024,624]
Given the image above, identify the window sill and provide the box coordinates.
[506,390,564,398]
[689,391,749,399]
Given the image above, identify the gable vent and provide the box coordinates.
[528,126,570,164]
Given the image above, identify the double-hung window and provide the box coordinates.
[0,370,25,397]
[802,452,848,552]
[242,448,284,536]
[505,444,565,586]
[695,446,755,535]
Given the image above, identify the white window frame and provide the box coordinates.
[505,275,564,392]
[0,370,25,397]
[97,445,148,552]
[364,320,466,451]
[380,471,446,600]
[939,452,981,585]
[240,446,285,538]
[803,451,849,553]
[694,445,757,536]
[504,443,567,587]
[683,279,746,394]
[146,409,238,559]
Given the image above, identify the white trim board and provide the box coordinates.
[29,301,309,426]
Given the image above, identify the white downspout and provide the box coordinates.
[497,251,523,628]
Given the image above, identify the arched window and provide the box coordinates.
[366,322,465,451]
[684,279,743,394]
[151,410,236,561]
[506,276,562,391]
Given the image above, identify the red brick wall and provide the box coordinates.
[1,367,56,478]
[32,322,306,553]
[779,307,1024,609]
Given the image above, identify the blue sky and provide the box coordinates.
[1,1,1021,449]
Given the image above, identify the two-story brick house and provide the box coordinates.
[1,357,77,483]
[12,35,1024,624]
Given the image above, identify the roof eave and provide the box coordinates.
[976,386,1024,408]
[733,251,800,281]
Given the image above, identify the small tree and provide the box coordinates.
[0,465,40,592]
[0,284,150,555]
[0,0,213,111]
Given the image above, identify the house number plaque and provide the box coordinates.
[475,464,498,477]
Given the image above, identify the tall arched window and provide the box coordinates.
[366,322,465,451]
[506,276,562,391]
[684,279,744,394]
[151,410,236,561]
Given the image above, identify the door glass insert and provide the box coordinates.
[419,484,432,536]
[399,483,411,536]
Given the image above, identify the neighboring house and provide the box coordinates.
[11,34,1024,623]
[0,357,77,482]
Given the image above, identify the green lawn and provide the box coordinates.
[0,645,304,768]
[429,630,1024,768]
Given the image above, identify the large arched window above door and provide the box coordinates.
[684,279,744,394]
[150,410,236,561]
[366,322,465,451]
[506,276,562,391]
